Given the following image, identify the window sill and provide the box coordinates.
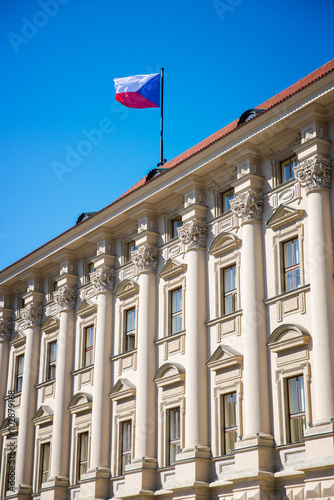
[35,379,55,389]
[264,284,310,304]
[155,330,186,344]
[71,365,94,376]
[206,309,242,327]
[111,349,137,361]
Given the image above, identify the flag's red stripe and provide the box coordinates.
[115,92,158,108]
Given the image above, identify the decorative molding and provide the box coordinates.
[32,405,54,425]
[41,315,60,333]
[77,299,97,317]
[206,345,243,371]
[0,320,12,341]
[54,286,77,311]
[177,219,207,248]
[22,304,43,328]
[209,232,241,256]
[68,392,92,414]
[159,258,187,279]
[153,363,185,388]
[267,324,310,353]
[115,279,139,299]
[267,204,305,230]
[230,190,263,221]
[131,244,159,272]
[90,266,115,293]
[109,378,136,401]
[293,155,332,192]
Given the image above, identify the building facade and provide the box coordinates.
[1,60,334,500]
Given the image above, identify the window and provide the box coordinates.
[78,432,89,479]
[171,288,182,334]
[15,354,24,392]
[83,326,94,367]
[39,442,50,486]
[283,238,300,291]
[52,281,58,293]
[126,240,137,263]
[88,262,94,275]
[287,375,306,443]
[221,265,237,314]
[171,217,182,239]
[280,155,296,184]
[222,392,237,454]
[46,341,57,380]
[121,420,132,473]
[124,308,136,352]
[222,188,235,214]
[168,407,181,464]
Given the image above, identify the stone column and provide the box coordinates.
[15,298,43,494]
[131,243,158,461]
[48,279,77,490]
[230,176,271,438]
[88,263,115,475]
[0,309,12,464]
[294,154,334,424]
[177,214,209,452]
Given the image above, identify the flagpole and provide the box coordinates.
[159,67,165,167]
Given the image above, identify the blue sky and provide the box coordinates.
[1,0,333,271]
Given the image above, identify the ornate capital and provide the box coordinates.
[90,266,116,293]
[54,286,77,311]
[0,320,12,341]
[293,155,332,192]
[177,219,207,248]
[230,189,263,222]
[131,245,159,272]
[22,304,43,328]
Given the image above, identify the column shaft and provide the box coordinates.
[308,190,334,422]
[184,248,208,449]
[90,292,113,469]
[134,271,156,459]
[50,309,75,478]
[16,325,40,486]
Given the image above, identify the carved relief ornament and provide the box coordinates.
[54,286,77,311]
[90,266,116,293]
[131,245,159,272]
[177,219,207,248]
[230,189,263,222]
[22,304,43,328]
[0,320,12,341]
[293,155,332,192]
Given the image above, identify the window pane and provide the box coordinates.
[225,430,237,453]
[284,241,293,267]
[169,408,181,464]
[79,432,88,478]
[293,239,299,264]
[121,421,132,473]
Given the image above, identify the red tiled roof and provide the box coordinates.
[1,59,334,275]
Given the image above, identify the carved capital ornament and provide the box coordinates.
[22,304,43,328]
[230,190,263,221]
[131,244,159,272]
[90,266,116,293]
[0,320,12,341]
[293,155,332,192]
[177,219,207,248]
[54,286,77,311]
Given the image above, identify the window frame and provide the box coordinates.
[221,392,238,455]
[170,287,183,335]
[280,154,297,185]
[82,325,95,368]
[15,354,25,393]
[46,340,57,381]
[39,441,51,487]
[221,264,237,315]
[282,237,300,292]
[124,307,136,352]
[125,239,137,264]
[221,188,235,214]
[170,216,183,240]
[167,406,181,465]
[120,419,132,474]
[286,374,306,444]
[77,431,89,480]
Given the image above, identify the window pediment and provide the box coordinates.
[32,405,54,425]
[0,416,19,436]
[206,345,243,371]
[10,330,25,346]
[109,378,136,401]
[68,392,92,414]
[153,363,185,387]
[209,232,241,256]
[115,279,139,299]
[41,315,59,333]
[159,258,187,280]
[267,204,305,230]
[77,299,97,317]
[267,324,310,353]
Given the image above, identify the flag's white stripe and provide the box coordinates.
[114,73,159,93]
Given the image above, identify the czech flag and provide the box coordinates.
[114,73,160,108]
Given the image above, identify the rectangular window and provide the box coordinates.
[83,326,94,367]
[222,265,237,315]
[222,188,235,214]
[171,288,183,334]
[222,392,237,454]
[168,407,181,464]
[87,262,94,280]
[171,217,182,239]
[15,354,24,392]
[78,432,89,479]
[287,375,306,443]
[280,155,296,184]
[126,240,137,263]
[121,420,132,473]
[283,238,300,291]
[46,341,57,380]
[52,281,58,293]
[125,308,136,352]
[40,442,50,486]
